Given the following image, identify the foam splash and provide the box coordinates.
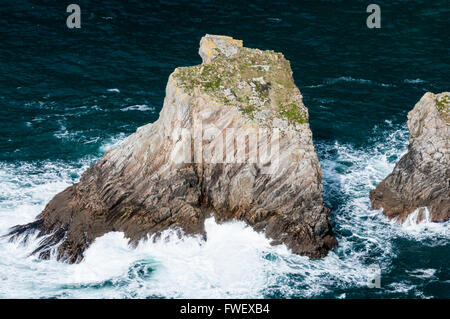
[0,155,376,298]
[394,207,431,226]
[99,133,127,153]
[392,207,450,241]
[0,124,448,298]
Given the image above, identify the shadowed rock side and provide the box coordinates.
[9,35,336,263]
[370,92,450,223]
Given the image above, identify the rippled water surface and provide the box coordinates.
[0,0,448,298]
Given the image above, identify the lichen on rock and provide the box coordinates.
[370,92,450,223]
[435,93,449,121]
[8,35,336,263]
[173,34,308,127]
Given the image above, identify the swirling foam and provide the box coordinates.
[0,125,448,298]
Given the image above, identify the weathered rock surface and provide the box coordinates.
[370,92,450,223]
[9,35,336,263]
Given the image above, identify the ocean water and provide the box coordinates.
[0,0,449,298]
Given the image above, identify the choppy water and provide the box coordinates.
[0,0,449,298]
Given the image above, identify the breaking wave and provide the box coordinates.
[0,124,448,298]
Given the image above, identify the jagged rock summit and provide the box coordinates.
[9,35,337,263]
[370,92,450,223]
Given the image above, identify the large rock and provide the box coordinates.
[9,35,336,263]
[370,92,450,223]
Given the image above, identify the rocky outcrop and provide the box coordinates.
[370,92,450,223]
[9,35,336,263]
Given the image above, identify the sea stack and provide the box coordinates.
[370,92,450,223]
[9,35,336,263]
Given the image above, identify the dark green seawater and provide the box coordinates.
[0,0,448,298]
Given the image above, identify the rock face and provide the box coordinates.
[370,92,450,223]
[9,35,336,263]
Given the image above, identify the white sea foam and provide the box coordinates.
[304,83,325,88]
[394,207,431,226]
[404,78,425,84]
[392,207,450,242]
[98,133,127,153]
[267,17,282,23]
[325,76,373,85]
[0,154,373,298]
[120,104,155,112]
[407,268,436,279]
[53,120,69,139]
[0,125,448,298]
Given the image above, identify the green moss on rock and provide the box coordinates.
[279,103,308,124]
[435,94,449,122]
[173,43,308,127]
